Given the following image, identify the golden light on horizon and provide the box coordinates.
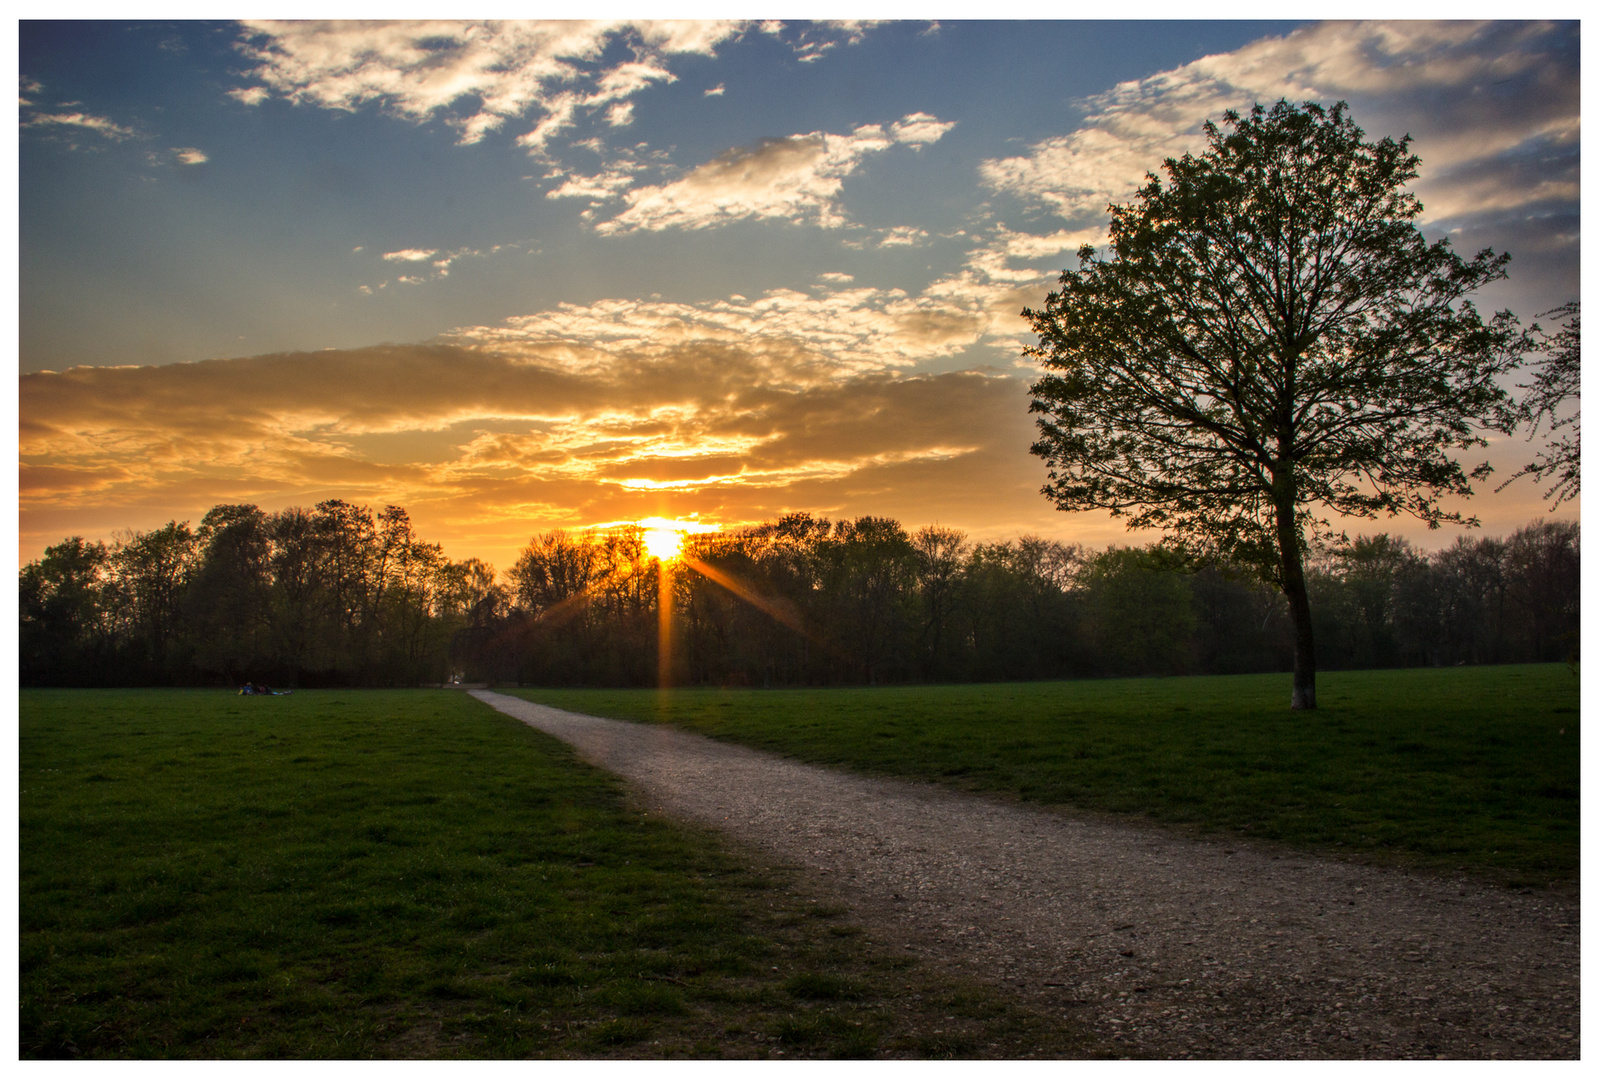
[637,516,719,562]
[643,527,683,561]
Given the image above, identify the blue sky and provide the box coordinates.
[17,19,1582,571]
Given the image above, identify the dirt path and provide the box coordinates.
[471,690,1579,1059]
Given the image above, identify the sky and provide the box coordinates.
[15,18,1582,574]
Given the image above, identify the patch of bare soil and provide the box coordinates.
[472,692,1579,1060]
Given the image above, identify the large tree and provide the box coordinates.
[1025,100,1526,709]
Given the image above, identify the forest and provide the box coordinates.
[18,500,1579,688]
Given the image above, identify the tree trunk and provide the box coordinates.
[1274,478,1317,710]
[1281,565,1317,710]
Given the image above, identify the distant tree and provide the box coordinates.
[1076,546,1195,676]
[19,537,110,685]
[1499,302,1580,507]
[185,504,272,681]
[266,507,324,677]
[1325,534,1426,669]
[1429,535,1509,666]
[911,525,969,680]
[437,558,503,621]
[105,521,199,678]
[1025,100,1527,708]
[509,530,598,616]
[958,537,1080,681]
[819,517,917,684]
[1501,519,1580,663]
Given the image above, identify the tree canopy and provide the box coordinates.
[1025,100,1527,708]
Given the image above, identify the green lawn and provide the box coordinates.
[512,664,1580,886]
[20,689,1098,1059]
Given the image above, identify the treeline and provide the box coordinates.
[19,503,1578,688]
[19,502,496,687]
[462,513,1577,687]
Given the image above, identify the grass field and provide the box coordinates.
[513,664,1580,886]
[20,689,1099,1059]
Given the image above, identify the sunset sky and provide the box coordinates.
[17,19,1581,574]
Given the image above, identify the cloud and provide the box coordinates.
[21,109,136,141]
[365,244,506,288]
[592,112,954,234]
[443,214,1094,376]
[542,141,667,202]
[979,20,1578,229]
[705,83,725,97]
[229,20,876,156]
[19,341,1056,570]
[173,147,209,165]
[22,283,1558,569]
[871,225,930,248]
[447,283,991,376]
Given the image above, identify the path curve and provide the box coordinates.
[472,690,1578,1059]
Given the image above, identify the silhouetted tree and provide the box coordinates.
[1026,100,1527,708]
[185,504,273,681]
[911,525,969,680]
[19,537,110,685]
[105,521,198,680]
[1502,519,1580,663]
[1077,546,1195,676]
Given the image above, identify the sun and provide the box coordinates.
[635,516,719,561]
[643,527,683,561]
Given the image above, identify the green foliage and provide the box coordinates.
[19,500,492,688]
[20,689,1097,1059]
[18,536,112,686]
[1076,546,1195,675]
[1025,100,1529,707]
[1026,100,1524,559]
[26,506,1576,689]
[518,664,1579,884]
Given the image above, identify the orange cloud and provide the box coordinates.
[21,262,1573,575]
[19,340,1082,571]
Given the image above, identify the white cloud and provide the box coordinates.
[173,147,209,165]
[448,284,988,376]
[543,142,662,201]
[873,225,930,248]
[890,112,956,145]
[705,83,725,97]
[229,20,877,156]
[547,170,638,201]
[593,112,955,234]
[979,20,1578,228]
[437,216,1087,379]
[22,110,136,141]
[369,244,505,288]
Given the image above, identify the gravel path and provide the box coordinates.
[472,690,1579,1059]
